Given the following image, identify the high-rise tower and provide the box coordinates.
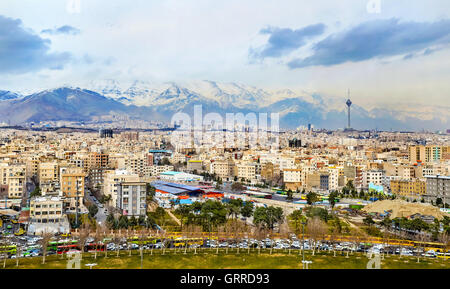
[346,89,352,129]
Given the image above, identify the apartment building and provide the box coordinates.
[145,165,174,177]
[29,196,70,234]
[124,155,147,176]
[0,163,26,198]
[283,169,302,191]
[117,182,147,217]
[363,169,385,188]
[425,175,450,202]
[235,163,257,182]
[187,160,203,172]
[88,152,110,169]
[38,161,59,185]
[409,145,450,163]
[210,160,235,181]
[390,179,426,199]
[30,196,64,223]
[103,169,140,207]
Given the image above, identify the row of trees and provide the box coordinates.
[175,199,255,231]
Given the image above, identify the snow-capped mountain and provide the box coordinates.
[0,90,21,101]
[0,80,447,131]
[86,79,345,112]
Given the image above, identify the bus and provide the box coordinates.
[437,252,450,260]
[271,188,287,195]
[86,243,105,252]
[128,236,159,245]
[48,239,78,251]
[57,244,81,254]
[413,240,450,253]
[0,245,17,256]
[244,191,272,199]
[172,238,203,247]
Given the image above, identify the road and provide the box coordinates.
[85,190,107,224]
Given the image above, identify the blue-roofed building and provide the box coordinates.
[152,181,204,197]
[159,171,203,182]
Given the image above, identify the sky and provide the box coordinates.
[0,0,450,110]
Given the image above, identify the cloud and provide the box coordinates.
[41,25,80,35]
[249,23,325,60]
[0,15,71,74]
[288,18,450,69]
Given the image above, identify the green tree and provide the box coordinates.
[363,215,375,226]
[200,200,228,230]
[306,192,320,205]
[88,204,98,218]
[129,216,138,227]
[252,206,283,230]
[175,204,191,229]
[30,186,41,198]
[329,191,339,209]
[289,209,305,234]
[286,189,293,202]
[380,216,392,229]
[306,207,330,222]
[118,215,128,229]
[241,201,254,218]
[146,183,156,201]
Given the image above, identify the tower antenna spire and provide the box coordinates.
[345,89,352,130]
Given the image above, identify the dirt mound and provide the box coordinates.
[362,199,449,220]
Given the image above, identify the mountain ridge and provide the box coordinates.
[0,81,447,131]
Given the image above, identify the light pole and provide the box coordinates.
[302,221,306,269]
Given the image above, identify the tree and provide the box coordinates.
[88,205,98,218]
[129,216,138,228]
[175,205,191,230]
[289,209,305,234]
[200,200,228,230]
[241,201,254,218]
[329,191,339,209]
[226,199,243,220]
[286,190,294,202]
[118,215,129,229]
[231,182,245,192]
[146,184,156,201]
[252,206,283,231]
[39,231,53,265]
[363,215,375,226]
[78,224,91,259]
[306,192,320,205]
[380,216,392,230]
[436,198,443,207]
[30,186,41,198]
[307,217,327,256]
[106,213,116,229]
[306,207,329,222]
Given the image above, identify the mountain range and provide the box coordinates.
[0,80,447,131]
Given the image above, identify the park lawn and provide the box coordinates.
[2,249,449,269]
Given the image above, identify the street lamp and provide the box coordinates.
[302,260,312,269]
[85,263,97,269]
[302,221,306,269]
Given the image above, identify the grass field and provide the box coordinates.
[2,249,449,269]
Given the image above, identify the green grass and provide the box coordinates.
[2,249,449,269]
